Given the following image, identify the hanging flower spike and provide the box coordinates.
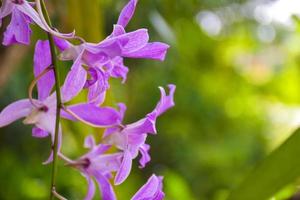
[102,85,176,185]
[68,135,122,200]
[131,174,165,200]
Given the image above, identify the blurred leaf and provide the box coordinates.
[227,128,300,200]
[66,0,103,41]
[165,171,197,200]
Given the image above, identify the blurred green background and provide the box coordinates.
[1,0,300,199]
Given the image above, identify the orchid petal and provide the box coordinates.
[123,42,169,61]
[34,40,54,101]
[87,84,106,106]
[155,84,176,115]
[54,37,71,52]
[121,29,149,53]
[0,99,32,127]
[139,143,151,168]
[131,175,165,200]
[84,135,96,149]
[83,175,96,200]
[82,50,108,67]
[15,1,46,31]
[127,133,147,158]
[61,56,87,103]
[32,126,49,138]
[107,57,129,83]
[87,68,109,105]
[93,171,117,200]
[42,151,53,165]
[66,104,121,127]
[3,8,31,46]
[117,103,127,121]
[124,114,156,135]
[117,0,138,28]
[42,128,62,165]
[89,153,122,174]
[111,25,126,37]
[0,0,13,27]
[114,150,132,185]
[86,39,123,62]
[101,29,149,55]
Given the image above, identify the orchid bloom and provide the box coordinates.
[0,0,75,46]
[54,0,169,105]
[131,174,165,200]
[0,40,121,161]
[69,135,122,200]
[103,84,176,185]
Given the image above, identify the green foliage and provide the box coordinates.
[228,128,300,200]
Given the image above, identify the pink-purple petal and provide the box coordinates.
[111,25,126,37]
[123,42,170,61]
[0,0,13,26]
[121,29,149,53]
[124,114,156,135]
[32,126,49,138]
[139,143,151,168]
[61,56,87,103]
[93,171,117,200]
[117,0,138,28]
[84,175,96,200]
[84,135,96,149]
[106,57,129,83]
[131,174,165,200]
[15,1,46,31]
[86,68,109,105]
[155,84,176,115]
[42,128,62,165]
[114,150,132,185]
[66,104,121,127]
[34,40,54,101]
[0,99,32,127]
[3,8,31,46]
[54,37,71,52]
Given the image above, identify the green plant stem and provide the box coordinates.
[40,1,62,199]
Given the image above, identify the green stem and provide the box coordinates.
[40,1,62,199]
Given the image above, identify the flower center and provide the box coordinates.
[12,0,24,4]
[39,105,49,112]
[81,158,91,169]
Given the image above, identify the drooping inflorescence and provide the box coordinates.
[0,0,175,199]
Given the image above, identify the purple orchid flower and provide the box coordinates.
[103,84,176,185]
[54,0,169,105]
[0,0,75,46]
[68,135,122,200]
[0,40,122,162]
[131,174,165,200]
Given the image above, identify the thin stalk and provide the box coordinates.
[39,1,62,199]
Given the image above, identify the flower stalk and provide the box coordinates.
[39,1,62,199]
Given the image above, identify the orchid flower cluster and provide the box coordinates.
[0,0,175,199]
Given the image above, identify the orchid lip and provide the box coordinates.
[67,158,91,169]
